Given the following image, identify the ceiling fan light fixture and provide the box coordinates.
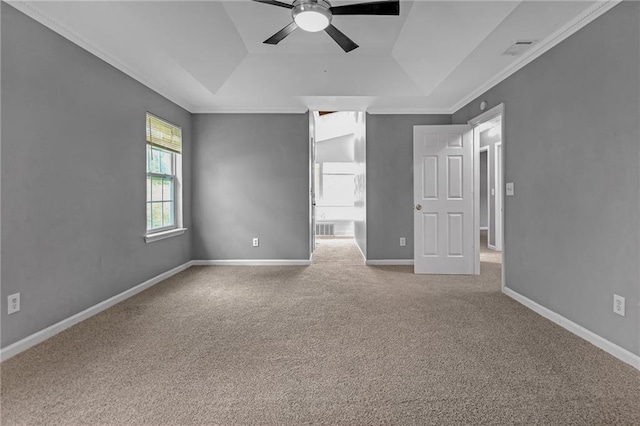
[292,1,332,32]
[255,0,400,52]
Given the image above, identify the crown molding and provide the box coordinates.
[448,0,621,114]
[7,1,194,112]
[191,107,308,114]
[366,108,451,115]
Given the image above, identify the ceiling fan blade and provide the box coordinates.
[324,24,359,52]
[330,0,399,15]
[252,0,293,9]
[264,21,298,45]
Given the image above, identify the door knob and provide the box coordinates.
[416,204,422,210]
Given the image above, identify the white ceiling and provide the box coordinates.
[12,0,603,113]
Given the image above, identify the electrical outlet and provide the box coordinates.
[613,294,625,316]
[506,182,514,196]
[400,237,406,247]
[8,293,20,315]
[252,237,259,247]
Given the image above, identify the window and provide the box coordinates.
[316,162,357,207]
[146,145,175,231]
[145,113,184,240]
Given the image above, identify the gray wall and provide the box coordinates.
[453,2,640,356]
[1,4,192,348]
[479,150,488,229]
[366,114,452,260]
[479,128,501,246]
[353,112,367,257]
[192,114,310,260]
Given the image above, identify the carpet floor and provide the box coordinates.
[1,238,639,425]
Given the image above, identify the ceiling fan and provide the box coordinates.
[252,0,400,53]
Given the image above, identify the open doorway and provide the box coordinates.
[470,105,504,282]
[310,111,366,263]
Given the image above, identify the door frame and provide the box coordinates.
[309,111,317,257]
[479,145,490,235]
[494,141,503,251]
[468,103,505,289]
[486,140,496,250]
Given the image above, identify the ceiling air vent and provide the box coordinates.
[502,40,537,56]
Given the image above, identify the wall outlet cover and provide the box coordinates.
[613,294,625,316]
[8,293,20,315]
[400,237,406,247]
[252,238,259,247]
[506,182,514,196]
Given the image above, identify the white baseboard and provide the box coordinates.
[480,227,488,231]
[0,261,194,362]
[355,241,367,263]
[503,287,640,371]
[191,259,311,266]
[366,259,414,266]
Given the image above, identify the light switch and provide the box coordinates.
[506,182,514,196]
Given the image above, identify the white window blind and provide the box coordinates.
[146,113,182,154]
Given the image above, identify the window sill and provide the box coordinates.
[144,228,187,243]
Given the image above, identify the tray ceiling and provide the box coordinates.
[10,1,602,112]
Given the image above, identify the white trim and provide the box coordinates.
[450,0,621,113]
[488,243,496,250]
[366,108,451,115]
[190,107,308,114]
[499,108,506,289]
[310,114,316,257]
[355,239,367,263]
[468,104,504,127]
[0,261,194,362]
[494,142,503,251]
[6,1,193,112]
[479,146,490,235]
[175,151,185,232]
[191,259,311,266]
[503,287,640,371]
[144,227,187,243]
[473,126,480,275]
[366,259,413,266]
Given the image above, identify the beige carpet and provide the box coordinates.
[479,230,502,265]
[2,239,639,425]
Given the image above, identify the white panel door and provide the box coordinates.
[413,125,474,274]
